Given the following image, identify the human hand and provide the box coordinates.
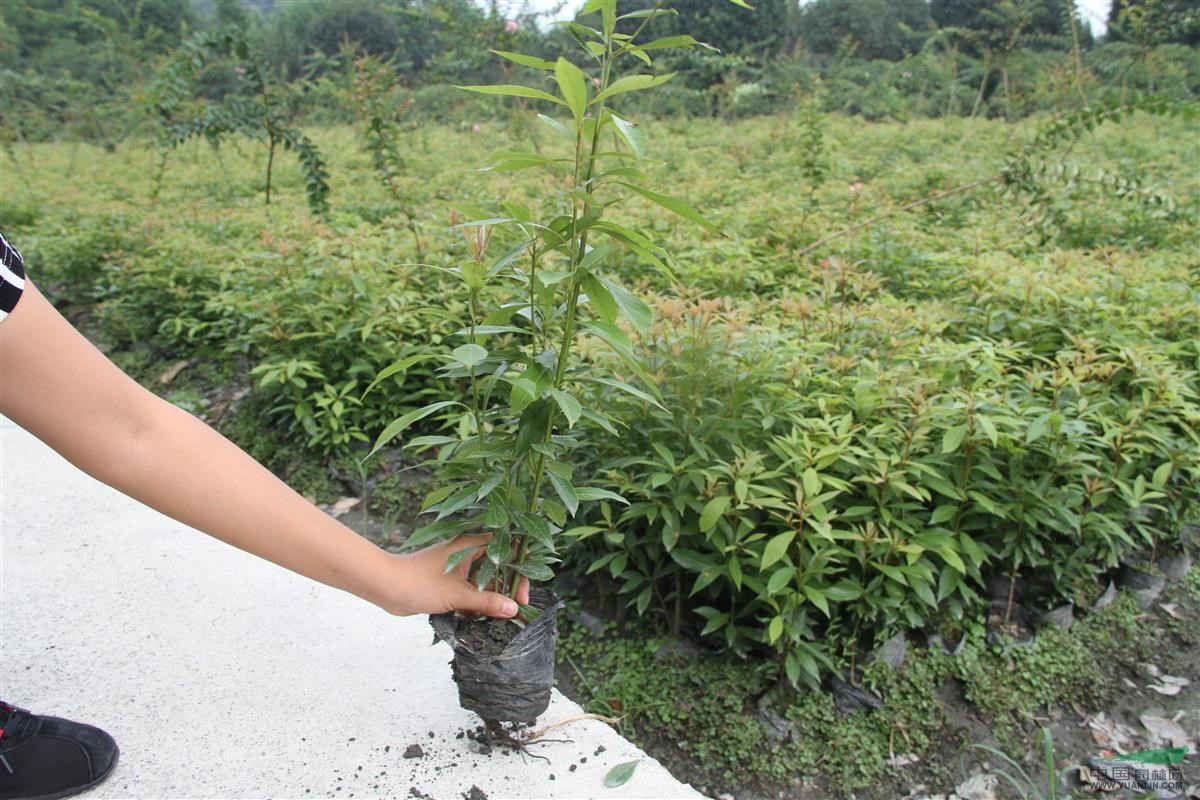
[376,533,530,618]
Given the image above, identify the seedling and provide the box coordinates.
[366,0,724,602]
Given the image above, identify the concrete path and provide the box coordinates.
[0,417,705,800]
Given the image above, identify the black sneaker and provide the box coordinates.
[0,702,119,800]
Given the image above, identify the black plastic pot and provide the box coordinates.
[1117,561,1166,610]
[430,588,564,724]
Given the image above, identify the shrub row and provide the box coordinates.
[4,113,1195,688]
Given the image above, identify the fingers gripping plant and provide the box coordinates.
[366,0,725,611]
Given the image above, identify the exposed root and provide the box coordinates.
[524,713,623,742]
[469,720,559,764]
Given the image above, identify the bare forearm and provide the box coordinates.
[108,397,392,608]
[1,280,522,619]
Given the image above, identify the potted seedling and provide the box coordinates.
[363,0,723,727]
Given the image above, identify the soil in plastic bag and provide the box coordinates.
[430,588,564,724]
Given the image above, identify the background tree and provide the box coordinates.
[611,0,801,57]
[930,0,1071,53]
[798,0,930,62]
[1107,0,1200,45]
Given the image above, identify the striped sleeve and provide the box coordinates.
[1,231,27,322]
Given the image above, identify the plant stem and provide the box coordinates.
[509,31,617,594]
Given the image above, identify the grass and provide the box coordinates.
[556,575,1190,798]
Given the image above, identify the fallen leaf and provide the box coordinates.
[1139,662,1162,678]
[1122,677,1139,690]
[956,773,998,800]
[889,753,920,768]
[603,759,641,788]
[1140,714,1191,750]
[157,359,191,385]
[1087,712,1139,753]
[1149,683,1183,696]
[1158,602,1182,619]
[330,497,362,517]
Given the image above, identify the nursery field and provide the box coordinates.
[2,108,1198,797]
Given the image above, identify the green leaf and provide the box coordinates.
[618,7,679,20]
[367,401,464,459]
[547,470,580,516]
[609,112,647,158]
[728,554,743,589]
[592,72,676,105]
[491,50,555,70]
[604,760,641,788]
[802,468,821,497]
[785,653,800,684]
[639,35,706,51]
[514,399,553,457]
[802,585,830,616]
[942,424,969,454]
[727,0,754,7]
[583,321,661,393]
[977,415,999,446]
[939,546,966,574]
[767,567,795,595]
[615,182,723,237]
[581,376,666,410]
[601,277,652,333]
[513,511,554,547]
[576,243,617,273]
[405,435,459,450]
[404,517,478,551]
[435,485,479,520]
[485,501,508,529]
[665,549,710,574]
[487,530,511,564]
[443,545,481,574]
[1152,462,1173,488]
[453,343,488,368]
[476,474,504,501]
[550,389,582,428]
[875,562,907,585]
[912,578,936,608]
[363,353,443,398]
[486,153,566,174]
[422,483,464,511]
[699,495,730,532]
[576,487,630,505]
[586,319,634,356]
[541,498,567,528]
[591,220,672,278]
[537,113,572,139]
[513,562,555,581]
[768,615,784,644]
[959,532,987,566]
[825,580,862,602]
[929,504,958,525]
[451,325,530,337]
[456,84,566,106]
[581,273,618,324]
[554,57,588,121]
[761,530,795,570]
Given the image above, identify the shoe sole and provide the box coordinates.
[20,744,119,800]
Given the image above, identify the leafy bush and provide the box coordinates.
[7,99,1195,688]
[568,256,1199,686]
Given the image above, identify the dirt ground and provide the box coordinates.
[558,568,1199,800]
